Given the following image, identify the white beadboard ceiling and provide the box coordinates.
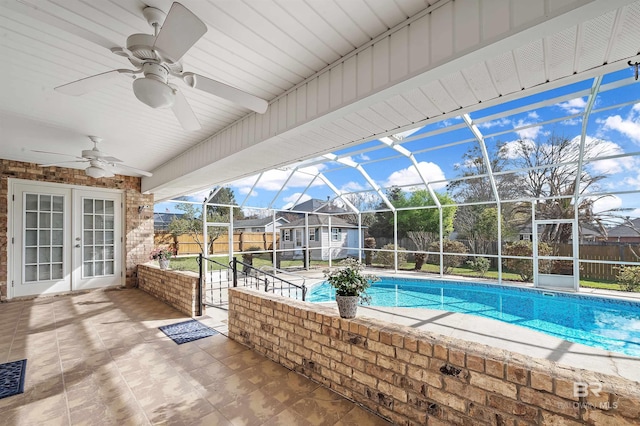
[1,0,639,201]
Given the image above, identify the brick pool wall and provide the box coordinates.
[138,264,202,317]
[228,287,640,425]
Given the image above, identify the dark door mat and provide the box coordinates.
[0,359,27,400]
[159,320,219,345]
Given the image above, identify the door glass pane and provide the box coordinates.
[39,212,51,228]
[52,230,63,245]
[26,212,37,228]
[52,196,64,212]
[39,247,50,263]
[26,194,38,210]
[52,264,63,280]
[82,197,115,278]
[25,247,37,263]
[25,265,37,281]
[39,230,50,245]
[40,195,51,211]
[52,247,63,262]
[52,213,63,228]
[25,230,37,246]
[39,264,50,280]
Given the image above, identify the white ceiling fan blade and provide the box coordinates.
[55,69,135,96]
[81,149,123,163]
[171,86,201,131]
[32,150,84,160]
[153,2,207,63]
[39,160,88,167]
[183,72,268,114]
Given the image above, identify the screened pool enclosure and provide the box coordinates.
[162,66,640,292]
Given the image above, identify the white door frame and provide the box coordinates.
[8,179,124,299]
[532,218,579,291]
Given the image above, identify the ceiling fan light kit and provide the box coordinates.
[133,63,175,109]
[54,2,269,131]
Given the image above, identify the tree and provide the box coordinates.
[451,133,619,245]
[396,190,456,238]
[368,187,404,239]
[167,187,242,254]
[167,203,206,252]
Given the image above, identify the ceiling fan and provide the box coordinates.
[34,136,153,178]
[54,2,268,131]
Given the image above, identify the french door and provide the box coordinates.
[10,180,123,298]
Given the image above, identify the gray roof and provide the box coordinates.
[233,216,288,228]
[284,215,360,228]
[607,218,640,238]
[291,198,347,214]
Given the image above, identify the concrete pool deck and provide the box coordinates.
[299,269,640,384]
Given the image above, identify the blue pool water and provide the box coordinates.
[308,277,640,357]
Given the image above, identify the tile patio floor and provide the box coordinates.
[0,288,390,425]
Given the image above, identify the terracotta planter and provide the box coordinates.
[158,259,170,270]
[336,295,359,319]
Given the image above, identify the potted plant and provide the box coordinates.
[150,246,176,270]
[324,258,379,318]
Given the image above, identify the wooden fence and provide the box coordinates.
[154,231,278,255]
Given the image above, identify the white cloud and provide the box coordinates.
[582,137,635,174]
[556,97,586,114]
[477,117,511,129]
[592,195,622,213]
[340,181,367,192]
[281,193,311,209]
[500,139,535,159]
[514,120,544,140]
[602,114,640,144]
[231,165,325,195]
[383,161,446,189]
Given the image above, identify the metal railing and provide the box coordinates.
[198,254,234,307]
[198,254,308,307]
[232,258,307,301]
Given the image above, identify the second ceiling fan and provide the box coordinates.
[55,2,268,131]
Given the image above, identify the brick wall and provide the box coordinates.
[0,159,153,300]
[138,264,202,317]
[228,288,640,425]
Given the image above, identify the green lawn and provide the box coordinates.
[167,255,630,293]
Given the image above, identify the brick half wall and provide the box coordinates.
[228,287,640,425]
[138,264,202,317]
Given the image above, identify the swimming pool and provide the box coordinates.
[307,277,640,357]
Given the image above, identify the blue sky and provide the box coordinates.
[157,68,640,219]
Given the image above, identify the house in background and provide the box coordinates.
[154,212,184,232]
[233,216,289,233]
[605,218,640,243]
[280,215,364,261]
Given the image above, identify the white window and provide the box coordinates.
[283,229,290,241]
[309,228,319,241]
[331,228,342,241]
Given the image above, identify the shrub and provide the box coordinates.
[364,237,376,266]
[616,266,640,292]
[324,258,380,304]
[375,244,407,268]
[502,241,552,282]
[428,240,468,274]
[467,256,490,277]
